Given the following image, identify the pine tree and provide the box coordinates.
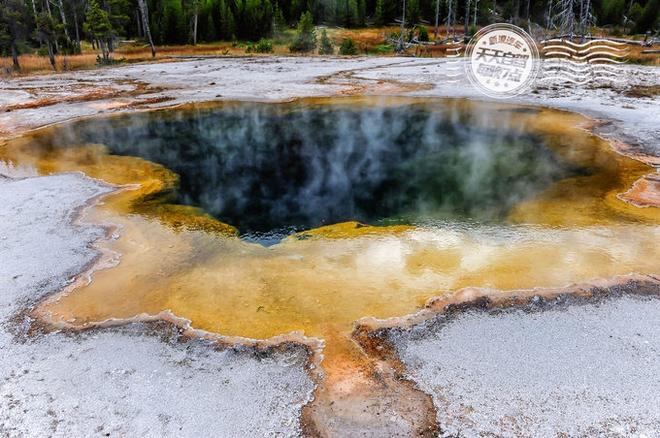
[357,0,366,25]
[84,0,113,63]
[36,11,62,69]
[273,3,286,34]
[632,0,659,32]
[339,36,357,54]
[318,28,333,53]
[218,0,235,39]
[374,0,385,24]
[0,0,29,70]
[406,0,420,25]
[289,10,315,52]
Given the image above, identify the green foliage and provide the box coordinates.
[234,0,274,41]
[416,24,429,41]
[628,2,643,21]
[601,0,626,25]
[273,3,287,34]
[253,37,273,51]
[335,0,360,27]
[107,0,132,36]
[84,0,114,61]
[357,0,366,26]
[339,37,357,54]
[318,29,334,54]
[149,0,187,44]
[2,0,657,65]
[406,0,420,25]
[374,0,385,25]
[289,11,316,52]
[632,0,659,33]
[36,12,64,43]
[372,43,393,53]
[96,54,126,65]
[84,0,113,40]
[218,0,236,39]
[0,0,29,67]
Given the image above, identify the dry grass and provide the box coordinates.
[1,27,657,76]
[0,43,252,76]
[623,44,660,66]
[624,84,660,98]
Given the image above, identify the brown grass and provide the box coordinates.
[623,44,660,66]
[624,84,660,98]
[0,43,254,76]
[1,28,657,76]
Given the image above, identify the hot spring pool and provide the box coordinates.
[3,96,659,373]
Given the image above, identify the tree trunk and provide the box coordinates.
[73,8,81,52]
[512,0,519,22]
[11,40,20,71]
[473,0,478,26]
[99,38,109,62]
[434,0,440,39]
[56,0,71,41]
[525,0,530,21]
[43,0,60,52]
[397,0,406,51]
[137,0,156,57]
[464,0,470,36]
[446,0,454,37]
[136,8,143,37]
[192,5,198,45]
[47,40,56,69]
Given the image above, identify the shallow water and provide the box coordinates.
[2,96,659,377]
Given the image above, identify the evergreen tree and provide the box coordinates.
[318,28,333,53]
[357,0,366,25]
[84,0,113,63]
[218,0,235,38]
[407,0,420,24]
[273,3,287,34]
[374,0,385,24]
[339,36,357,54]
[289,10,315,52]
[36,11,62,68]
[632,0,659,32]
[0,0,29,70]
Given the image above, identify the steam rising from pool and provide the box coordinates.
[40,100,578,243]
[4,96,658,385]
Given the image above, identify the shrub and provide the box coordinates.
[289,11,316,53]
[318,29,334,55]
[254,38,273,53]
[417,25,429,41]
[339,38,358,55]
[372,43,393,54]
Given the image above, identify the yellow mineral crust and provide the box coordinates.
[1,97,658,377]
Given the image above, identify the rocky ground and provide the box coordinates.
[1,57,658,153]
[0,56,659,436]
[0,174,315,437]
[387,290,660,437]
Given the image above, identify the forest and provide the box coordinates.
[1,0,659,69]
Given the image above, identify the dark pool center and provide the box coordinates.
[46,99,582,243]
